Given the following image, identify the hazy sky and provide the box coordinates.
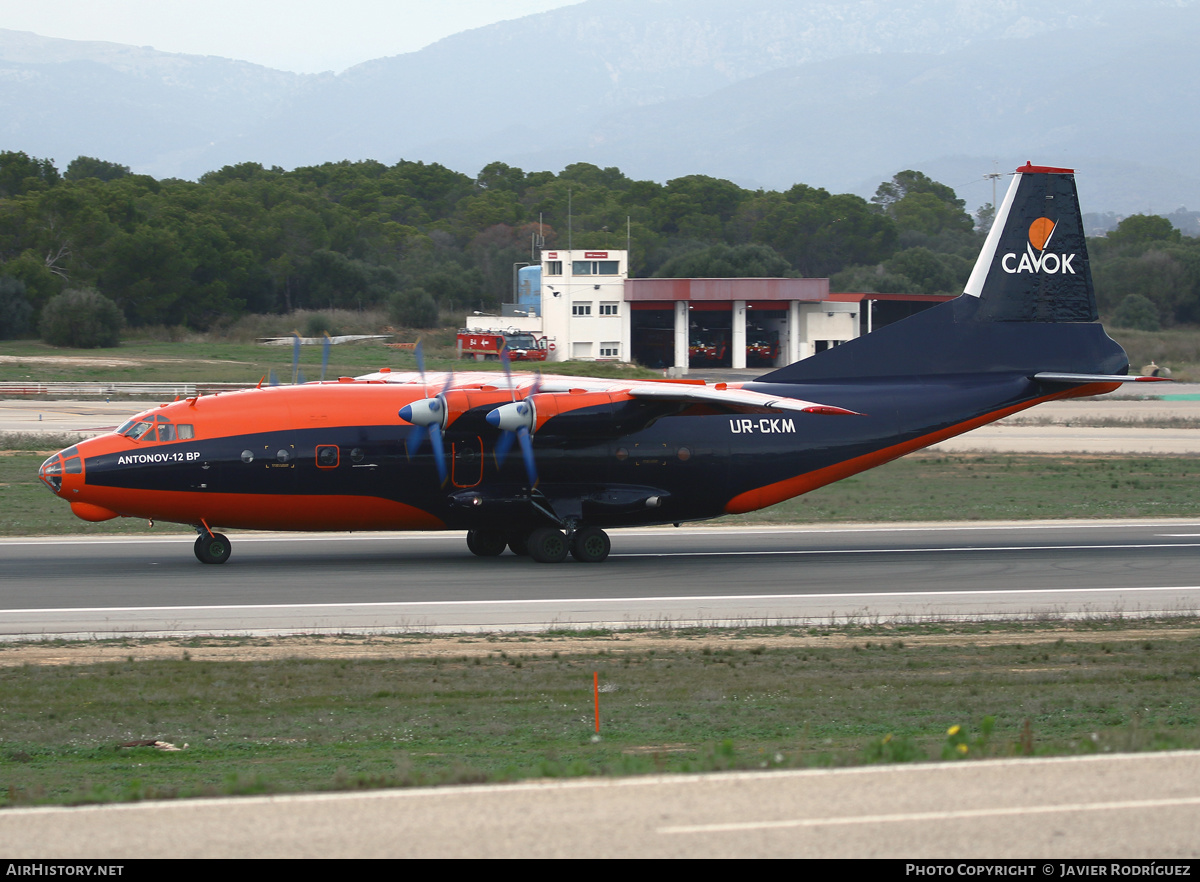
[0,0,582,73]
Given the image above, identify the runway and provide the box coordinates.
[3,521,1199,639]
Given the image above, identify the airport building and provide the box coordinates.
[461,248,948,372]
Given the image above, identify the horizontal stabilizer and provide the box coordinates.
[1033,373,1171,384]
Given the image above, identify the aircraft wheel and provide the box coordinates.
[466,529,507,557]
[570,526,611,563]
[507,534,529,556]
[194,532,231,565]
[527,527,568,563]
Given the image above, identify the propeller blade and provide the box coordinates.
[320,333,331,381]
[488,358,540,483]
[405,424,429,461]
[415,339,426,384]
[493,428,516,468]
[291,332,300,384]
[398,364,453,485]
[268,368,279,387]
[297,368,306,385]
[517,426,538,488]
[499,347,515,400]
[429,423,448,485]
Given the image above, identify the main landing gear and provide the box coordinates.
[465,525,611,563]
[194,530,232,565]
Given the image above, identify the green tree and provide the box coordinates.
[476,162,528,195]
[1110,293,1161,331]
[40,287,124,348]
[885,247,970,296]
[751,186,896,277]
[1105,214,1182,251]
[0,151,59,198]
[0,276,33,338]
[872,170,974,238]
[389,287,439,328]
[64,156,131,182]
[654,243,793,278]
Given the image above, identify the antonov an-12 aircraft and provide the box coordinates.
[39,163,1159,564]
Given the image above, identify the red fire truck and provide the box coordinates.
[457,330,550,361]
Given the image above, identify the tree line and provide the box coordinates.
[0,149,1194,344]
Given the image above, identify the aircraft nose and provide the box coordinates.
[38,445,81,494]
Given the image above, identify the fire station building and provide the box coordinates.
[462,248,940,373]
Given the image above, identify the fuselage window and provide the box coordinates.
[316,445,339,468]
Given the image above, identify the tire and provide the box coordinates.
[466,529,507,557]
[194,532,231,565]
[527,527,568,563]
[570,526,611,563]
[507,534,529,556]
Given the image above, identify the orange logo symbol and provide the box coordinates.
[1028,217,1057,251]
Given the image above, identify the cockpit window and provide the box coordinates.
[118,416,193,442]
[123,420,155,440]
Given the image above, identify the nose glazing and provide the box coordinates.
[38,446,81,494]
[38,454,62,492]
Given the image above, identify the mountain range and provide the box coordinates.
[2,0,1198,215]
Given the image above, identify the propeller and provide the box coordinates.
[320,333,331,381]
[398,341,452,485]
[291,332,301,384]
[487,348,540,488]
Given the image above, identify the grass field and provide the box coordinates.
[1,621,1197,807]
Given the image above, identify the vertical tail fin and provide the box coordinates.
[756,163,1127,383]
[964,162,1096,323]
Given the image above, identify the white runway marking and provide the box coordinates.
[658,796,1200,835]
[7,583,1199,617]
[624,542,1200,557]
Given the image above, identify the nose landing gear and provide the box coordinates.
[194,531,232,565]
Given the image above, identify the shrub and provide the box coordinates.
[304,312,338,338]
[39,287,124,348]
[1111,293,1161,331]
[388,288,439,329]
[0,276,33,339]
